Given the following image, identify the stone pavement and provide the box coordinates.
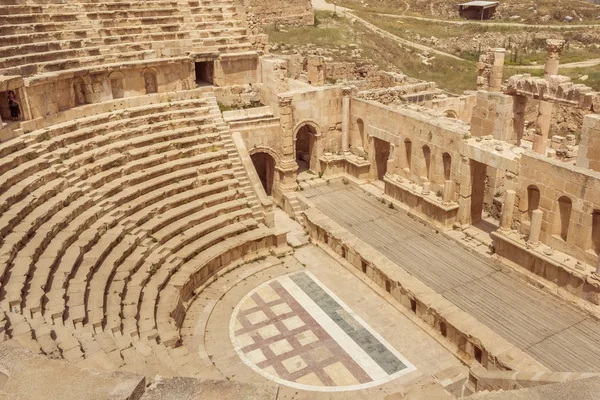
[182,217,465,398]
[302,183,600,373]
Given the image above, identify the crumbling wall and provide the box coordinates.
[214,84,262,108]
[516,152,600,265]
[354,82,438,105]
[242,0,313,26]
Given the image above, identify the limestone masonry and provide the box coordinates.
[0,0,600,399]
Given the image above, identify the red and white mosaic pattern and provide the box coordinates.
[230,272,414,392]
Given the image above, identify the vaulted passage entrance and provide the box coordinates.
[296,124,318,174]
[195,61,214,86]
[251,152,275,196]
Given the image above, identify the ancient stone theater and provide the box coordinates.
[0,0,600,399]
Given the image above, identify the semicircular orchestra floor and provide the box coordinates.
[231,270,416,392]
[180,216,467,399]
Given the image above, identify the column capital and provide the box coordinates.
[342,86,353,97]
[546,39,565,60]
[277,95,293,107]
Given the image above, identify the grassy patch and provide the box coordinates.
[266,11,351,47]
[357,12,600,65]
[267,11,478,93]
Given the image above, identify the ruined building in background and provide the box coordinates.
[1,1,600,399]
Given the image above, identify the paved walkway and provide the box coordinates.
[302,184,600,372]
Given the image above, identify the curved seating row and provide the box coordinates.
[0,0,251,76]
[0,88,279,379]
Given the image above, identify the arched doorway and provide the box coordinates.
[251,152,275,196]
[295,123,320,174]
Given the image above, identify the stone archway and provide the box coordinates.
[250,152,276,196]
[293,120,322,174]
[443,109,459,119]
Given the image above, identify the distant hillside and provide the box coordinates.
[334,0,600,23]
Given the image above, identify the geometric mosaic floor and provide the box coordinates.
[230,271,415,392]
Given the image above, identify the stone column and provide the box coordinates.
[544,39,565,79]
[278,95,294,160]
[529,209,543,244]
[342,87,352,154]
[513,95,527,145]
[595,257,600,276]
[532,40,565,155]
[386,144,400,176]
[443,180,455,204]
[422,182,431,195]
[532,101,552,155]
[307,56,325,86]
[457,156,473,227]
[500,190,516,231]
[277,95,298,192]
[489,48,506,92]
[576,114,600,172]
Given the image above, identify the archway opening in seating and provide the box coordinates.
[296,124,318,174]
[555,196,572,241]
[527,185,541,220]
[110,77,124,99]
[143,71,158,94]
[250,152,275,196]
[73,78,90,107]
[195,61,214,86]
[373,137,390,181]
[0,89,23,122]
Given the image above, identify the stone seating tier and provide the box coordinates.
[0,0,252,76]
[0,88,278,379]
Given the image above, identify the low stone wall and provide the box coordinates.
[469,363,600,393]
[492,230,600,305]
[243,0,313,26]
[301,207,549,373]
[355,82,438,105]
[384,176,459,229]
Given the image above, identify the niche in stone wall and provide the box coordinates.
[554,196,572,241]
[357,118,365,149]
[592,210,600,254]
[423,145,431,180]
[443,152,452,181]
[72,78,90,107]
[143,68,158,94]
[109,72,126,99]
[527,185,540,220]
[404,139,412,171]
